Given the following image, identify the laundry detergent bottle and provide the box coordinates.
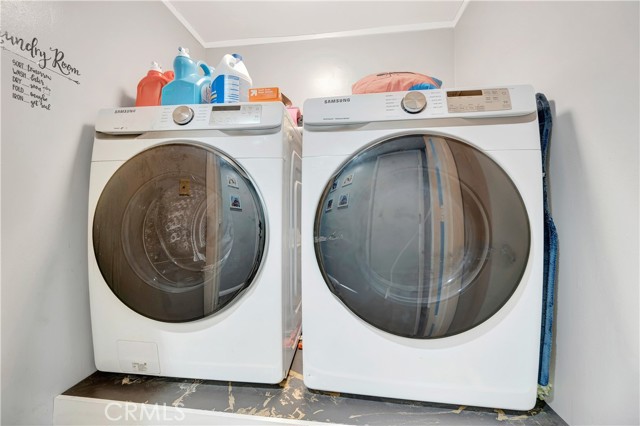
[161,47,212,105]
[211,53,252,103]
[135,61,170,107]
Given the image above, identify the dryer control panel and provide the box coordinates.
[303,85,535,126]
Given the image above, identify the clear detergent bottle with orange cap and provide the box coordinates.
[135,61,170,107]
[161,47,212,105]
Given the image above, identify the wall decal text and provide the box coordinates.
[1,30,83,111]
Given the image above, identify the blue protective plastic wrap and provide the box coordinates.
[536,93,558,387]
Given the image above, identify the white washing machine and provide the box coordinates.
[89,102,301,383]
[301,85,542,409]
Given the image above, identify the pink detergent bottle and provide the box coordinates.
[135,61,169,107]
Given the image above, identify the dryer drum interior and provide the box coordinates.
[313,134,530,338]
[93,143,266,323]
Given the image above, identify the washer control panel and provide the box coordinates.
[95,103,282,134]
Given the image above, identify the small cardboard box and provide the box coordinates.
[249,87,292,106]
[249,87,281,102]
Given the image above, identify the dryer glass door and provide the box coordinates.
[314,134,530,338]
[93,143,266,323]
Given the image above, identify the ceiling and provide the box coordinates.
[163,1,467,48]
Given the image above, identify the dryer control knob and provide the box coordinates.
[172,106,194,125]
[401,91,427,114]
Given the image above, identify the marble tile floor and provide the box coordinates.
[62,350,567,425]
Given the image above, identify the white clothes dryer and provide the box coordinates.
[89,103,301,383]
[301,86,542,409]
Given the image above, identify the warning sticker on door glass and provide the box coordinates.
[230,195,242,210]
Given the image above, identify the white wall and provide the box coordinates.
[2,2,638,425]
[1,7,451,423]
[205,29,454,108]
[0,2,204,424]
[455,2,639,425]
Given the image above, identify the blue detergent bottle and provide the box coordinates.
[161,47,212,105]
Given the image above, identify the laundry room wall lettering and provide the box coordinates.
[1,30,82,111]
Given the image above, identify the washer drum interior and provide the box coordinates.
[93,143,266,323]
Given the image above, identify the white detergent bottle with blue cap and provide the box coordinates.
[211,53,252,103]
[161,47,212,105]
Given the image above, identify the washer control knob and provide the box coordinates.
[401,91,427,114]
[172,106,194,125]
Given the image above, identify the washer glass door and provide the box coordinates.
[314,134,530,338]
[93,143,266,323]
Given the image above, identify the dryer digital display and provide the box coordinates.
[446,88,512,113]
[313,134,530,338]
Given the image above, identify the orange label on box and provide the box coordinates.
[249,87,282,102]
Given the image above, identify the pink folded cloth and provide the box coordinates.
[352,72,442,94]
[287,107,301,126]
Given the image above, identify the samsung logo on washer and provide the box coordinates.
[114,109,135,114]
[324,97,351,104]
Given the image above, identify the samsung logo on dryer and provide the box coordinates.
[114,108,135,114]
[324,97,351,104]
